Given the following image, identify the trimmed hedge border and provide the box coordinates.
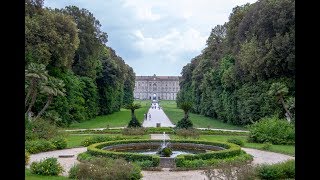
[68,127,248,136]
[87,139,241,167]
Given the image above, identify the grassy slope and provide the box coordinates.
[68,101,149,129]
[159,100,246,130]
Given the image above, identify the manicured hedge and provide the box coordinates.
[69,127,248,136]
[87,139,241,168]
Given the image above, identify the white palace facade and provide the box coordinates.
[134,74,181,100]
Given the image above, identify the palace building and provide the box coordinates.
[134,74,181,100]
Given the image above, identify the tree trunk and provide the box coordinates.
[26,88,38,114]
[131,109,135,119]
[36,95,53,119]
[25,78,36,107]
[280,96,292,120]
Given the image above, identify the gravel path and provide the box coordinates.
[26,145,294,178]
[142,103,175,127]
[241,147,295,165]
[27,147,87,176]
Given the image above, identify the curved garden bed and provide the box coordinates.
[87,139,242,167]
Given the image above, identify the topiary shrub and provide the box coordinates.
[74,157,142,180]
[248,117,295,145]
[30,157,63,176]
[50,136,67,149]
[176,117,193,129]
[227,138,244,146]
[25,151,30,165]
[128,116,141,128]
[160,147,172,157]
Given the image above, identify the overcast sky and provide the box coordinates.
[44,0,257,76]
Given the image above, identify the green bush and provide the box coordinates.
[161,147,173,157]
[227,138,244,146]
[25,118,63,141]
[248,117,295,145]
[128,116,141,128]
[261,142,272,150]
[147,127,174,134]
[175,128,200,139]
[25,139,56,154]
[30,157,63,176]
[25,151,30,165]
[122,127,146,135]
[75,157,142,180]
[77,152,96,162]
[257,160,295,179]
[68,164,79,179]
[176,117,193,129]
[50,136,67,149]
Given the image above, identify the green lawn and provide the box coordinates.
[159,101,246,130]
[68,105,149,129]
[25,168,68,180]
[66,134,151,148]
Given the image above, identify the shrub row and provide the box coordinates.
[174,140,241,162]
[25,137,67,154]
[175,151,252,169]
[87,139,241,168]
[257,159,295,179]
[69,127,248,136]
[69,157,142,180]
[80,135,142,147]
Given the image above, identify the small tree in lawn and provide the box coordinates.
[124,103,142,127]
[268,82,293,121]
[176,101,193,129]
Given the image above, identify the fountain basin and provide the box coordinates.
[87,139,241,167]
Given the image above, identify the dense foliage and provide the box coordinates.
[70,157,142,180]
[25,0,135,127]
[257,160,295,179]
[30,157,63,176]
[177,0,295,125]
[248,117,295,145]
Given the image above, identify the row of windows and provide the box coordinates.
[134,87,179,91]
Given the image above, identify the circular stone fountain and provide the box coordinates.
[87,138,241,168]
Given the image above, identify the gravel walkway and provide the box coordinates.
[26,146,294,178]
[27,147,87,176]
[142,103,175,127]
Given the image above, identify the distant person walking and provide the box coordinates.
[149,113,151,120]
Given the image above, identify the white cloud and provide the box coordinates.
[44,0,258,75]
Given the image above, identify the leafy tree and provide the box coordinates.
[25,63,48,115]
[36,76,66,118]
[268,82,292,120]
